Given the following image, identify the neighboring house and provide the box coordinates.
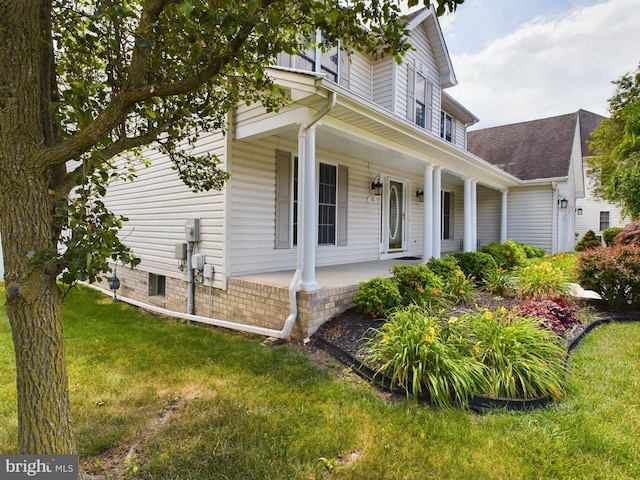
[468,109,605,254]
[101,6,520,338]
[575,162,627,243]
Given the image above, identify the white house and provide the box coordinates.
[575,162,627,243]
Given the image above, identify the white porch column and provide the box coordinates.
[432,166,442,259]
[423,165,434,261]
[471,180,478,251]
[300,125,320,291]
[500,190,508,242]
[463,177,473,252]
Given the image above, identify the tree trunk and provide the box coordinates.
[0,0,76,455]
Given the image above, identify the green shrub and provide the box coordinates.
[353,277,401,318]
[391,264,446,312]
[519,243,546,259]
[364,306,487,407]
[468,308,566,401]
[480,240,528,270]
[576,245,640,310]
[603,227,623,246]
[452,251,498,285]
[425,255,460,279]
[575,230,601,252]
[513,261,570,300]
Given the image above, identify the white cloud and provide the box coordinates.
[446,0,640,128]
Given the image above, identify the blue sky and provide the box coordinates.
[426,0,640,128]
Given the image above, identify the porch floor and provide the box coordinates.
[235,258,422,290]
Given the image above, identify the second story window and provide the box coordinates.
[440,111,453,142]
[297,32,339,83]
[415,73,427,128]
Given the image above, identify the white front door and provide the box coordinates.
[382,178,408,255]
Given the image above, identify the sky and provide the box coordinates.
[429,0,640,129]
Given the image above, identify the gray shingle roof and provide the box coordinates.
[467,109,605,181]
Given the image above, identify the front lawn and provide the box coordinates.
[1,285,639,479]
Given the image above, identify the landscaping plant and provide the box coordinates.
[480,240,528,270]
[576,244,640,309]
[575,230,602,251]
[452,251,498,285]
[391,264,447,312]
[603,226,623,246]
[364,305,487,407]
[515,297,580,337]
[513,261,570,300]
[468,308,567,401]
[353,277,401,319]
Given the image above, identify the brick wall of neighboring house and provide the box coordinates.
[98,266,358,339]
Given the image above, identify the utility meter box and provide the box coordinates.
[191,253,205,271]
[174,243,187,260]
[185,218,201,242]
[203,264,215,279]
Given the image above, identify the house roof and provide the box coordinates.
[467,109,605,181]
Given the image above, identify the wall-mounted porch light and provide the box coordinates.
[371,176,383,196]
[576,207,583,215]
[416,186,424,202]
[558,197,568,209]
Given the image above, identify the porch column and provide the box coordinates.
[471,180,478,251]
[423,164,434,261]
[463,177,473,252]
[300,125,320,291]
[500,190,508,242]
[432,166,442,259]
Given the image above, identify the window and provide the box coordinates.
[599,211,610,231]
[440,111,453,142]
[296,31,339,83]
[276,152,347,248]
[149,273,166,297]
[415,73,427,128]
[442,191,453,240]
[318,163,337,245]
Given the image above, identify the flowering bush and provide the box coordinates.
[364,305,568,406]
[391,264,446,312]
[576,245,640,310]
[364,306,487,407]
[515,297,579,337]
[513,261,570,300]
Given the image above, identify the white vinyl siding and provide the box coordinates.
[476,185,502,247]
[372,56,395,110]
[348,50,373,100]
[103,132,227,287]
[507,186,554,253]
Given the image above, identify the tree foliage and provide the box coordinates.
[587,64,640,219]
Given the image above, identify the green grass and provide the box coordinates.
[1,284,640,479]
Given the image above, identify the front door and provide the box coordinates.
[384,178,407,254]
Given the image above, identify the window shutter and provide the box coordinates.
[406,63,415,122]
[339,49,350,89]
[275,150,292,249]
[426,80,433,131]
[337,165,349,246]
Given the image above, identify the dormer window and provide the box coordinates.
[440,111,453,142]
[415,73,427,128]
[407,65,433,131]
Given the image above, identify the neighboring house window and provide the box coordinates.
[275,151,348,249]
[149,273,166,297]
[442,190,453,240]
[440,111,453,142]
[599,211,610,231]
[296,31,339,83]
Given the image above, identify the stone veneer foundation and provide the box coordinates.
[99,265,358,339]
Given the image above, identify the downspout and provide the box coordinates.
[87,93,338,341]
[186,241,194,314]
